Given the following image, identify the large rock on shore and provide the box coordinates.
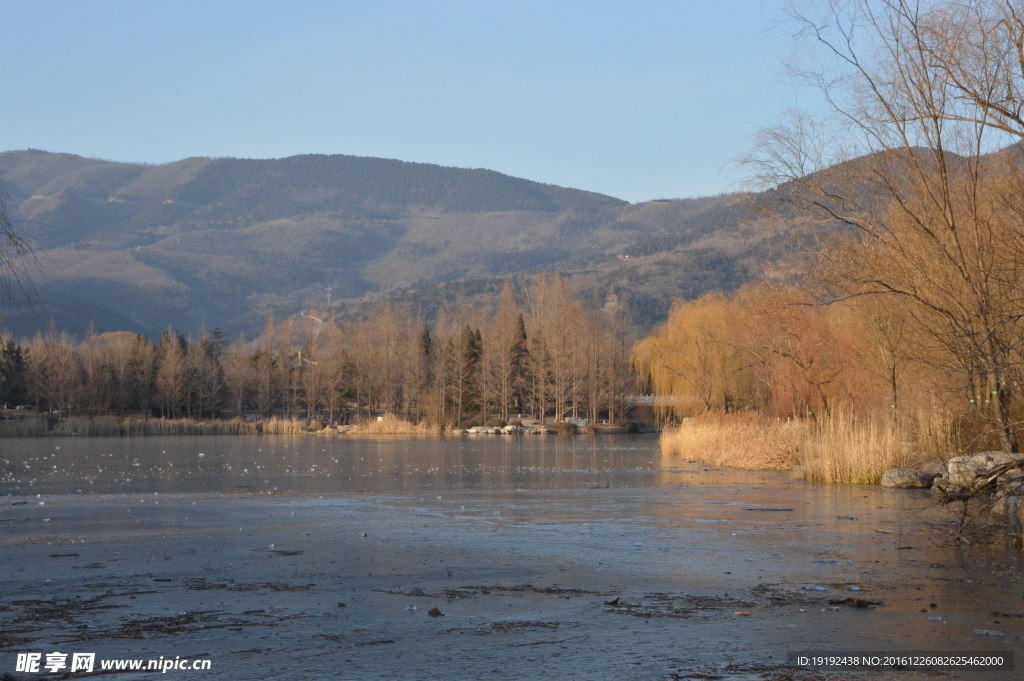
[920,461,947,480]
[941,452,1024,488]
[881,468,933,489]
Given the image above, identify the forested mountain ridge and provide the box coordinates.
[0,149,786,337]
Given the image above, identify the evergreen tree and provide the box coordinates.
[0,339,26,407]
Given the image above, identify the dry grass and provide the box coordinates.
[798,412,903,484]
[0,418,49,437]
[661,408,955,484]
[348,413,439,435]
[256,418,315,435]
[0,416,317,437]
[799,408,953,484]
[53,418,123,436]
[659,412,802,470]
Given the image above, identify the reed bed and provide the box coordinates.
[53,418,124,436]
[798,413,904,484]
[799,408,952,484]
[347,413,439,435]
[256,417,317,435]
[660,408,954,484]
[659,412,802,470]
[0,417,49,437]
[0,416,318,437]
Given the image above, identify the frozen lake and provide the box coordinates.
[2,435,1021,679]
[1,434,669,496]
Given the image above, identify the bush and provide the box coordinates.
[349,413,440,435]
[613,419,639,433]
[549,421,578,435]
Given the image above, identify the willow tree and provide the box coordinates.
[745,0,1024,450]
[632,293,756,415]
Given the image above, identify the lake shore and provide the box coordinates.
[3,467,1020,680]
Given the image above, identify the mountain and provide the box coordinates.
[0,149,795,338]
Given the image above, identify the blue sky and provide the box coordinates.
[2,0,805,203]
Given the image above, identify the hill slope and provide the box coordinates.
[0,150,791,337]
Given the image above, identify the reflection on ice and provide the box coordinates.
[2,434,669,495]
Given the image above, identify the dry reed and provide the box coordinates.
[798,412,903,484]
[0,416,317,437]
[0,418,49,437]
[661,408,955,484]
[347,413,439,435]
[659,412,802,470]
[798,408,953,484]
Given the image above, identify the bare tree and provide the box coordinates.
[26,324,83,416]
[744,0,1024,450]
[222,336,253,418]
[251,317,281,418]
[0,180,39,317]
[299,311,329,421]
[78,328,109,415]
[155,329,187,418]
[480,281,521,421]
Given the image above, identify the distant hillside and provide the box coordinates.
[0,150,798,338]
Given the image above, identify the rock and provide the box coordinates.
[427,607,444,617]
[790,465,807,481]
[360,533,367,538]
[972,451,1024,467]
[1002,469,1024,482]
[604,596,619,605]
[991,494,1022,519]
[941,452,1024,489]
[337,602,347,607]
[931,476,953,498]
[945,455,988,487]
[881,468,932,489]
[920,461,947,480]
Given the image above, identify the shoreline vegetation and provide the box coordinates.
[659,410,951,485]
[0,275,638,438]
[0,415,328,438]
[0,414,439,437]
[0,413,618,438]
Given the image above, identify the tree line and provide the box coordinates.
[0,276,635,427]
[637,0,1024,454]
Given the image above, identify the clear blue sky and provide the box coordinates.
[2,0,804,203]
